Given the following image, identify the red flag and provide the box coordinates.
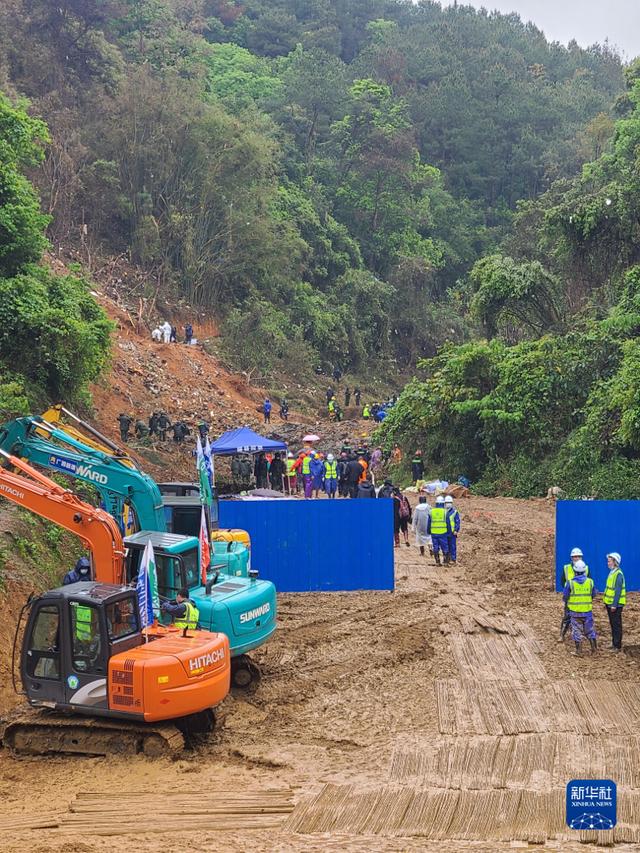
[199,505,211,584]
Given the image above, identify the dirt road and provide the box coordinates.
[1,496,639,851]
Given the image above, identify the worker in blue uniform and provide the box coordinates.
[427,496,452,566]
[444,495,460,563]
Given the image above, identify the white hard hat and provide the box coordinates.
[573,560,587,574]
[444,495,453,504]
[607,552,622,566]
[570,547,583,558]
[327,453,334,462]
[435,496,445,504]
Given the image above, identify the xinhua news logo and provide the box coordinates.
[566,779,617,830]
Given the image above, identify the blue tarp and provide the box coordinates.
[219,498,395,592]
[210,426,287,456]
[556,500,640,591]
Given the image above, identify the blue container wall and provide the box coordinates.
[556,501,639,592]
[219,498,395,592]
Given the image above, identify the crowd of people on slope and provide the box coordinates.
[150,321,195,344]
[559,547,626,656]
[323,384,397,422]
[234,442,429,500]
[231,443,378,497]
[287,443,387,499]
[117,413,213,445]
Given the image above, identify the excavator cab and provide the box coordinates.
[22,583,143,711]
[10,581,231,756]
[158,482,220,536]
[124,531,201,593]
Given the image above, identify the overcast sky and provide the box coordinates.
[441,1,640,60]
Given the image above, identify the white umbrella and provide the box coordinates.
[303,434,320,443]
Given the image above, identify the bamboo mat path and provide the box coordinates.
[0,789,294,837]
[284,783,640,844]
[390,732,640,789]
[436,678,640,735]
[448,634,546,680]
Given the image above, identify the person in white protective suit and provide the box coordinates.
[412,495,432,558]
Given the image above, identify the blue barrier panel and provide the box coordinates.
[556,501,639,592]
[219,498,395,592]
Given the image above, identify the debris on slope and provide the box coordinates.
[83,290,374,481]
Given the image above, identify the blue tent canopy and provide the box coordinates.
[210,426,287,456]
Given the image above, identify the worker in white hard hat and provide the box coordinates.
[444,495,460,563]
[323,453,338,499]
[285,451,297,494]
[559,547,590,642]
[427,495,453,566]
[562,559,597,656]
[603,552,626,652]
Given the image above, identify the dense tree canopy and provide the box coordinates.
[381,66,640,499]
[0,94,112,415]
[0,0,627,380]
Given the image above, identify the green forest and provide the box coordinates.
[381,60,640,499]
[1,0,639,495]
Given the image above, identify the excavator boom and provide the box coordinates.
[0,417,166,530]
[0,449,125,583]
[41,405,138,468]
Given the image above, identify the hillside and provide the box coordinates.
[0,0,625,382]
[379,60,640,499]
[74,254,380,481]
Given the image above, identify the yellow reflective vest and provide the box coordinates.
[324,461,337,478]
[603,568,626,606]
[74,604,93,642]
[567,577,594,613]
[563,562,590,583]
[430,507,449,535]
[174,600,199,630]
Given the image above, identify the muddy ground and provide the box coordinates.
[1,495,639,851]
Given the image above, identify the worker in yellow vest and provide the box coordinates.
[301,450,314,499]
[603,552,626,652]
[427,495,453,566]
[559,546,590,641]
[72,602,94,644]
[562,560,597,656]
[285,451,297,494]
[161,588,199,631]
[323,454,338,499]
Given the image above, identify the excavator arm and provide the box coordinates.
[41,405,138,469]
[0,417,166,531]
[0,449,125,583]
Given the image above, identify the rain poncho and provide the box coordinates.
[412,503,432,547]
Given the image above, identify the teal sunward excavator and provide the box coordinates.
[37,406,252,575]
[0,416,275,686]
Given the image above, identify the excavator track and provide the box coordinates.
[0,708,187,758]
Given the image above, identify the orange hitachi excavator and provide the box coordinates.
[0,450,230,756]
